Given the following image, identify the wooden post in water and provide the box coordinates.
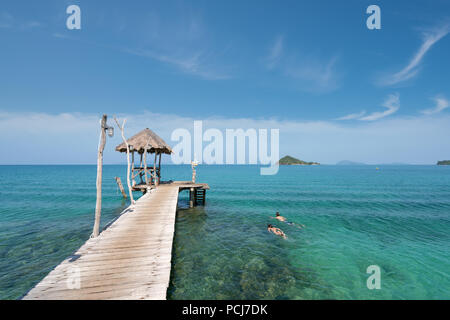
[93,114,107,238]
[114,177,127,199]
[189,187,194,208]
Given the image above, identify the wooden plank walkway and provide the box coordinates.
[23,184,181,300]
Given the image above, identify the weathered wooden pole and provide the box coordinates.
[144,146,149,186]
[131,151,136,187]
[114,176,127,199]
[126,146,134,199]
[114,117,135,204]
[158,152,162,183]
[153,152,158,186]
[139,153,144,184]
[189,187,194,208]
[192,164,197,183]
[92,114,107,238]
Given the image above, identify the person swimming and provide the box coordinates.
[267,224,287,239]
[272,212,305,228]
[274,212,286,222]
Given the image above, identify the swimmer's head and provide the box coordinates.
[268,224,273,228]
[276,212,280,216]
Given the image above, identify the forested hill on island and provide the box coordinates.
[437,160,450,165]
[278,156,320,165]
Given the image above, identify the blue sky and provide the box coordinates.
[1,0,450,164]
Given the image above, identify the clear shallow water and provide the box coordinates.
[0,165,449,299]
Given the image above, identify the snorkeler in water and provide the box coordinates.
[272,212,305,229]
[267,224,287,239]
[274,211,286,222]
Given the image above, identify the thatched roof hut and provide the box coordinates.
[115,128,172,154]
[115,128,171,188]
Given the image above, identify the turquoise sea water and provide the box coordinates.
[0,165,449,300]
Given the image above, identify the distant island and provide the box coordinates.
[437,160,450,165]
[336,160,366,165]
[278,155,320,165]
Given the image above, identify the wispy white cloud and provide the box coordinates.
[262,36,341,92]
[265,35,284,69]
[51,8,229,80]
[421,96,450,115]
[381,23,450,86]
[284,55,340,92]
[335,111,366,121]
[336,94,399,121]
[20,21,42,29]
[0,12,42,29]
[359,94,400,121]
[53,32,71,39]
[123,12,231,80]
[125,48,230,80]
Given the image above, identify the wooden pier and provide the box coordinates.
[23,181,209,300]
[133,181,210,207]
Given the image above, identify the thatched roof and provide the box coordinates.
[115,128,172,154]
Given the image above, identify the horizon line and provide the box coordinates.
[0,163,440,166]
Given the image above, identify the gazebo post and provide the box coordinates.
[153,152,158,186]
[158,152,162,183]
[144,146,149,186]
[131,151,135,186]
[139,152,143,184]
